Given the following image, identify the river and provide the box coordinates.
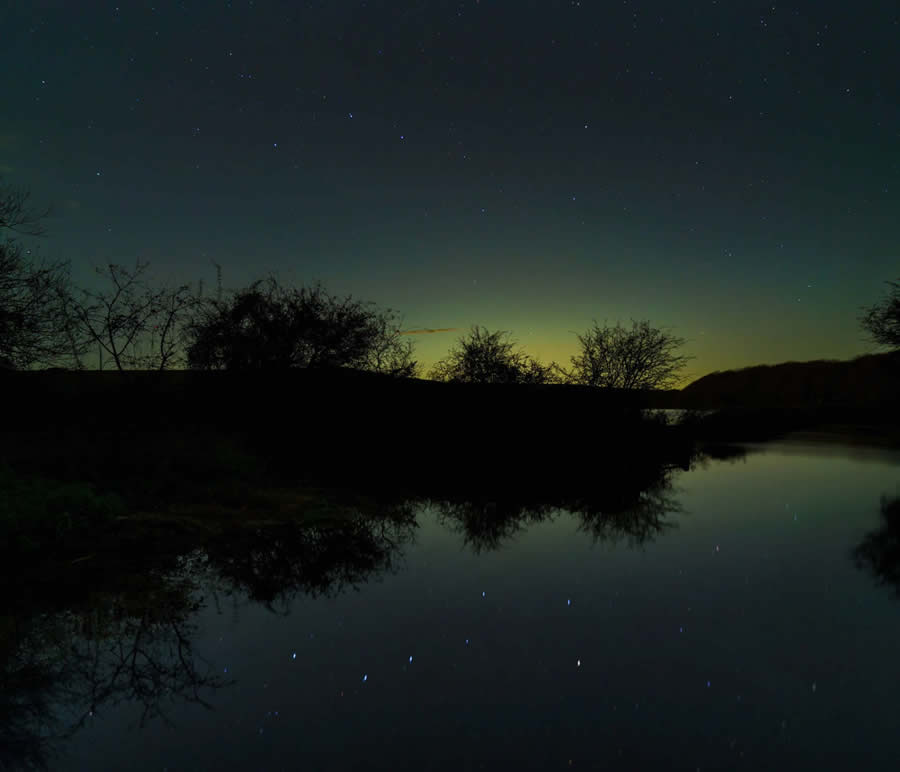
[6,440,900,770]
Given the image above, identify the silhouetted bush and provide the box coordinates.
[861,279,900,350]
[429,326,556,384]
[562,319,691,389]
[183,277,417,376]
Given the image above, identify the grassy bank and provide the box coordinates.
[0,464,125,555]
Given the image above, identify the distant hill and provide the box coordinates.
[679,352,900,408]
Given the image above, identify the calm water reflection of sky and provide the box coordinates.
[50,442,900,770]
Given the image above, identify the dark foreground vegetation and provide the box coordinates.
[2,336,899,772]
[2,370,700,769]
[0,458,684,771]
[3,353,900,579]
[0,368,695,584]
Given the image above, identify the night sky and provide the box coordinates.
[2,0,898,378]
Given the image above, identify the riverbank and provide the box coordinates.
[3,369,898,591]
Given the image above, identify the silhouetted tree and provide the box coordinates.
[356,305,420,376]
[71,261,195,371]
[429,325,555,384]
[860,279,900,350]
[184,277,417,375]
[564,319,690,389]
[0,179,87,369]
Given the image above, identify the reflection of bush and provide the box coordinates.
[854,494,900,596]
[0,569,230,771]
[434,499,555,553]
[1,495,423,768]
[573,478,682,547]
[0,635,63,771]
[205,503,418,611]
[433,464,682,553]
[0,464,689,768]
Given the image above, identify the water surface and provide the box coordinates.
[7,441,900,770]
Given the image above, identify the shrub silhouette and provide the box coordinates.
[184,277,417,375]
[861,279,900,350]
[563,319,690,390]
[429,326,555,384]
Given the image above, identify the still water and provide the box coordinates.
[8,441,900,770]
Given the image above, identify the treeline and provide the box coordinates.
[3,178,899,393]
[0,179,690,390]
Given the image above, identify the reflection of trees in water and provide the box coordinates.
[433,464,683,553]
[690,443,753,466]
[1,621,65,771]
[0,571,230,771]
[433,499,556,553]
[62,580,224,730]
[1,503,420,769]
[572,476,683,547]
[204,503,419,613]
[1,470,686,768]
[854,493,900,597]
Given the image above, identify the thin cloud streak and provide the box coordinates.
[400,327,458,335]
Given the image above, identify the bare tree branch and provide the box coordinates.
[565,319,691,390]
[0,181,87,369]
[860,279,900,350]
[0,178,51,237]
[429,326,556,384]
[71,261,197,371]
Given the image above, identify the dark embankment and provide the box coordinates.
[0,368,692,579]
[0,368,692,486]
[674,352,900,443]
[5,356,898,577]
[679,352,900,409]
